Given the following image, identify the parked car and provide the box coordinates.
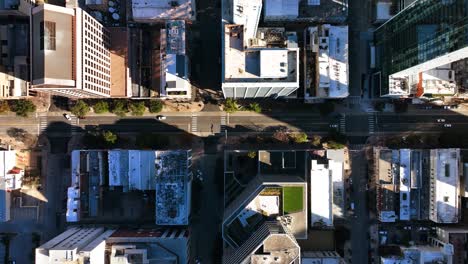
[63,113,72,120]
[330,124,339,128]
[444,124,452,128]
[436,119,445,122]
[156,115,167,120]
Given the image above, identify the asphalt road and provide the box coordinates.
[349,150,370,264]
[0,111,467,137]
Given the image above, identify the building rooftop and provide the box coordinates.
[264,0,299,20]
[223,175,307,248]
[399,149,411,221]
[108,228,189,264]
[131,0,194,21]
[305,25,349,99]
[381,245,452,264]
[375,149,397,222]
[430,149,460,223]
[155,150,192,225]
[262,0,347,23]
[31,4,75,87]
[160,20,191,98]
[108,150,156,191]
[109,27,130,97]
[223,25,299,84]
[310,160,332,227]
[223,221,300,264]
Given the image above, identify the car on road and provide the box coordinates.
[444,124,452,128]
[330,124,338,129]
[436,119,445,122]
[156,115,167,120]
[63,114,72,120]
[444,105,458,109]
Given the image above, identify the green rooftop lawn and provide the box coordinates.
[283,186,304,214]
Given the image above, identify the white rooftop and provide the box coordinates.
[310,160,332,226]
[399,149,411,221]
[264,0,299,19]
[231,0,262,41]
[431,149,459,223]
[108,150,156,191]
[260,49,288,78]
[132,0,193,21]
[308,25,349,98]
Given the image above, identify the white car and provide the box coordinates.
[436,119,445,122]
[156,115,166,120]
[444,124,452,128]
[63,114,72,120]
[330,124,338,128]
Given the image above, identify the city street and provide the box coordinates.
[0,109,466,137]
[349,150,371,264]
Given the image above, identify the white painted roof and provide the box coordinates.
[431,149,459,223]
[310,160,332,226]
[232,0,262,40]
[311,25,349,98]
[260,49,289,78]
[399,149,411,221]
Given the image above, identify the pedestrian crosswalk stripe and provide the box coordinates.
[191,114,198,132]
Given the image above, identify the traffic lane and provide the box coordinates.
[228,115,335,126]
[376,115,468,123]
[376,122,468,132]
[345,115,370,133]
[350,151,369,264]
[46,117,191,133]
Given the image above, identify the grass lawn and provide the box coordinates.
[283,186,304,214]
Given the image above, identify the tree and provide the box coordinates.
[318,101,335,116]
[310,135,322,147]
[373,101,385,112]
[129,101,146,116]
[111,100,128,117]
[224,98,239,113]
[148,100,163,113]
[0,100,10,114]
[11,99,36,117]
[102,130,117,145]
[290,132,308,143]
[326,140,346,149]
[70,100,90,118]
[248,102,262,113]
[394,100,408,113]
[247,151,257,159]
[93,101,109,114]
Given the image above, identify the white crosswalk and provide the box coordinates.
[37,112,48,134]
[339,115,346,133]
[368,114,375,134]
[70,115,79,134]
[347,96,361,104]
[191,114,198,132]
[220,115,227,133]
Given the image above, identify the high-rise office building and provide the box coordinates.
[374,0,468,97]
[30,4,111,98]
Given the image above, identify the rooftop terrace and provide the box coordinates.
[223,25,299,84]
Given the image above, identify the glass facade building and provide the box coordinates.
[375,0,468,96]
